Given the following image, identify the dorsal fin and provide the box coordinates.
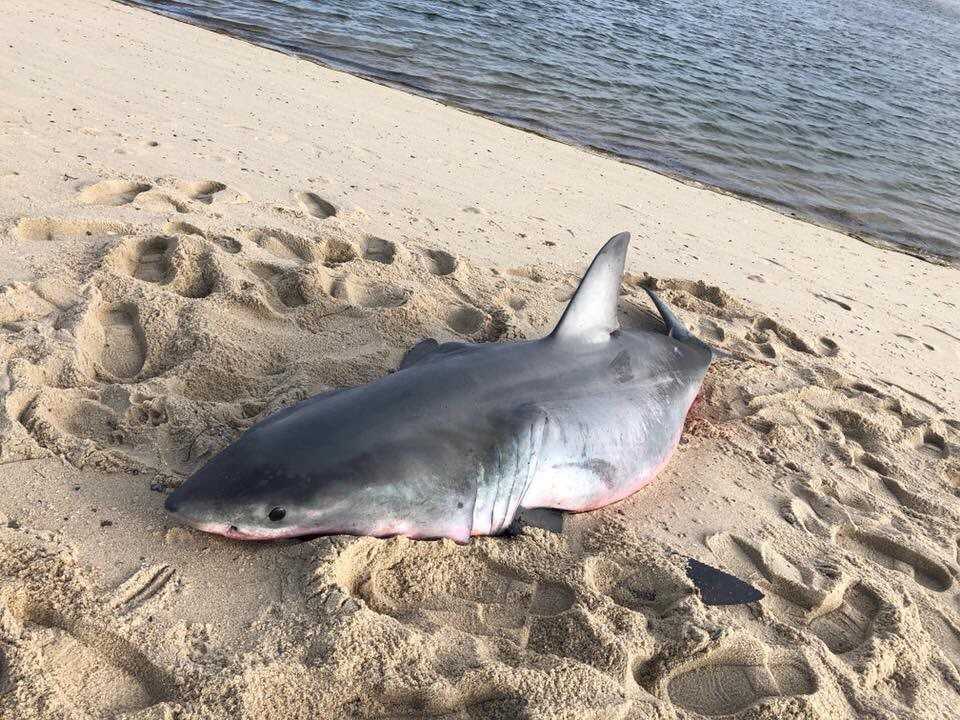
[551,232,630,343]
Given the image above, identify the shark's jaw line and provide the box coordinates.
[190,520,313,541]
[186,519,469,543]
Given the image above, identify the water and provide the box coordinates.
[122,0,960,264]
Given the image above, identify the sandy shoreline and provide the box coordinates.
[1,0,959,717]
[117,1,960,272]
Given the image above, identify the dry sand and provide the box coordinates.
[1,1,959,718]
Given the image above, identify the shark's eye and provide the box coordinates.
[268,506,286,522]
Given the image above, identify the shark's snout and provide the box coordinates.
[162,474,297,541]
[164,492,180,514]
[163,483,215,527]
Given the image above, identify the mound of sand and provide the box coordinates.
[0,171,956,719]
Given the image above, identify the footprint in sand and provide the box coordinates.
[665,643,816,716]
[14,217,132,242]
[829,408,896,454]
[527,579,576,617]
[211,235,243,254]
[698,318,726,343]
[786,486,854,538]
[16,604,173,717]
[819,337,839,356]
[327,540,573,648]
[855,452,950,516]
[507,266,547,285]
[320,237,358,266]
[752,316,817,356]
[446,305,487,335]
[128,236,173,284]
[110,236,214,299]
[77,179,151,206]
[166,221,243,254]
[245,228,314,263]
[421,248,458,276]
[178,180,227,204]
[837,528,953,592]
[844,380,882,397]
[134,190,190,214]
[706,533,879,655]
[97,304,146,379]
[360,236,397,264]
[756,341,777,358]
[295,191,337,219]
[330,276,408,309]
[164,220,205,237]
[586,555,693,618]
[19,389,124,468]
[919,428,949,459]
[807,583,880,654]
[249,264,307,310]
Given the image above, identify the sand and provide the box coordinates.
[0,1,959,718]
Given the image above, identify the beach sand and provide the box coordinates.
[1,1,959,717]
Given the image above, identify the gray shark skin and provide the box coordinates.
[165,232,713,543]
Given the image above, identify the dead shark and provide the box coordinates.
[167,231,713,540]
[165,232,762,603]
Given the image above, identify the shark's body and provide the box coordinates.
[165,233,713,542]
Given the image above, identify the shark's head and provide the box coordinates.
[163,417,352,540]
[162,393,442,541]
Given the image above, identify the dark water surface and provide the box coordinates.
[122,0,960,263]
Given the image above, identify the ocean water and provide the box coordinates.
[122,0,960,263]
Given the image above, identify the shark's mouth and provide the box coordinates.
[186,519,465,542]
[190,521,309,541]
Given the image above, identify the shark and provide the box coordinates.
[165,232,762,604]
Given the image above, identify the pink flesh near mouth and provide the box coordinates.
[187,520,468,543]
[190,521,307,541]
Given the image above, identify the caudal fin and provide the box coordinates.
[642,287,694,341]
[550,232,630,344]
[643,287,727,359]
